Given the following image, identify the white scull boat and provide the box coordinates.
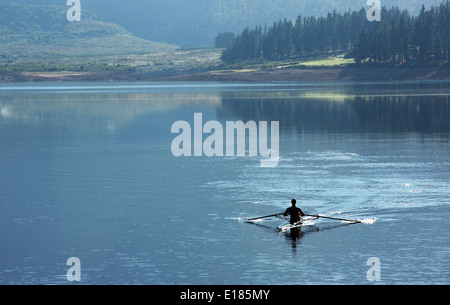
[277,216,318,232]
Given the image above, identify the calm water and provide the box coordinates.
[0,81,449,285]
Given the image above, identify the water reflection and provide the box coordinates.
[219,89,450,134]
[0,91,221,142]
[1,82,449,136]
[246,220,360,256]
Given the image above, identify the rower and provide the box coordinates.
[281,199,305,224]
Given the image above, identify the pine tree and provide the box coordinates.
[353,29,369,63]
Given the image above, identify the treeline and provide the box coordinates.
[221,1,450,65]
[221,8,376,62]
[354,2,450,64]
[215,32,236,48]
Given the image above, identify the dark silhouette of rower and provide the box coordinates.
[283,199,305,224]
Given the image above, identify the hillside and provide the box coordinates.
[0,1,448,82]
[0,3,177,63]
[0,0,442,46]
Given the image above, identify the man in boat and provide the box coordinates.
[282,199,305,224]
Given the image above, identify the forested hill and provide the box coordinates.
[221,1,450,66]
[0,0,443,46]
[353,3,450,64]
[0,3,176,61]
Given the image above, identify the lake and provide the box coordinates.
[0,81,449,285]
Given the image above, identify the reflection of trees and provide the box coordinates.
[0,92,221,134]
[350,96,450,134]
[218,93,450,134]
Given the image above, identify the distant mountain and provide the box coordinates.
[0,3,176,61]
[0,0,443,46]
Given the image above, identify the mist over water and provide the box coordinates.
[0,81,449,284]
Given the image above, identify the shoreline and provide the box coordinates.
[0,66,449,83]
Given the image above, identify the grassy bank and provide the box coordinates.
[1,48,449,82]
[0,48,223,76]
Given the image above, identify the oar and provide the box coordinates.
[304,213,361,223]
[246,213,284,221]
